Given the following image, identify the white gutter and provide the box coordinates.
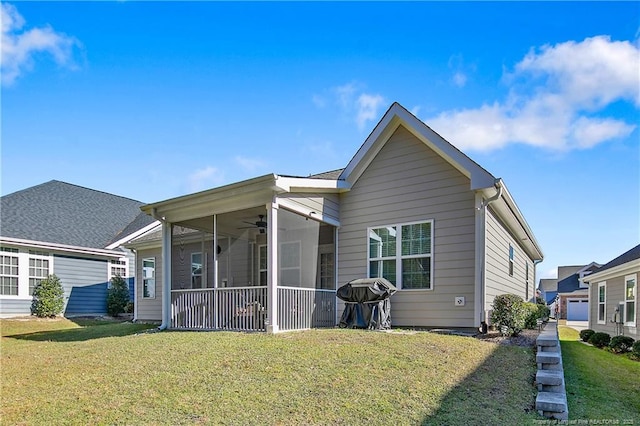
[105,220,161,249]
[0,237,125,258]
[477,178,503,331]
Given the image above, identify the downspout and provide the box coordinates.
[477,178,503,332]
[150,208,170,331]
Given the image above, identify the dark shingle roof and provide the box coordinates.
[308,169,344,180]
[557,274,580,293]
[595,244,640,274]
[106,211,157,246]
[1,180,151,249]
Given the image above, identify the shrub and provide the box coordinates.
[31,274,64,318]
[490,294,527,336]
[609,336,635,354]
[632,340,640,359]
[523,302,541,329]
[537,303,551,320]
[588,332,611,348]
[106,275,130,317]
[580,329,595,342]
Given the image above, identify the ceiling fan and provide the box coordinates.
[239,215,268,233]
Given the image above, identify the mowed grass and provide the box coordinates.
[2,318,542,425]
[559,326,640,422]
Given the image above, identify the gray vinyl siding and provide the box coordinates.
[484,208,535,315]
[55,255,109,315]
[278,193,340,224]
[136,247,162,321]
[0,299,32,317]
[589,272,639,338]
[338,125,477,328]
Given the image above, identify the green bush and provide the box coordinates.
[106,275,130,317]
[580,329,595,342]
[588,332,611,348]
[537,303,550,320]
[632,340,640,358]
[31,274,64,318]
[609,336,635,354]
[523,302,541,329]
[490,294,527,336]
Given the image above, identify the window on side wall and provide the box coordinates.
[368,220,433,290]
[108,258,128,289]
[508,244,514,277]
[28,250,50,295]
[142,258,155,298]
[191,252,202,288]
[0,247,19,296]
[624,274,636,326]
[597,282,606,324]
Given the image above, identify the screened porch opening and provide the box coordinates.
[168,205,337,331]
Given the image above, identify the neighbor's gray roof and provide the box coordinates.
[595,244,640,274]
[1,180,154,249]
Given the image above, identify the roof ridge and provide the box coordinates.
[2,180,146,204]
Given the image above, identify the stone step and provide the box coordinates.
[536,351,562,365]
[536,370,564,386]
[537,335,559,348]
[536,392,568,419]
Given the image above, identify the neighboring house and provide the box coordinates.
[538,278,558,317]
[0,181,157,317]
[555,263,600,327]
[127,102,543,332]
[582,244,639,338]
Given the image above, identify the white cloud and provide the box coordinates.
[234,156,265,173]
[355,93,385,131]
[324,82,386,131]
[186,166,225,192]
[427,36,639,151]
[452,72,467,88]
[1,3,80,86]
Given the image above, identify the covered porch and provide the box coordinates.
[143,175,340,333]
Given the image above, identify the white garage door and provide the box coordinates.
[567,299,589,321]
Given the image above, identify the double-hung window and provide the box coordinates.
[191,252,203,288]
[597,282,606,324]
[28,250,50,295]
[0,248,19,296]
[368,220,433,290]
[142,258,155,298]
[508,244,514,276]
[624,274,636,326]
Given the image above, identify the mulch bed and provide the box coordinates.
[475,328,540,347]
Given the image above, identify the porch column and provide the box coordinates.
[266,201,279,333]
[213,214,219,329]
[161,221,173,329]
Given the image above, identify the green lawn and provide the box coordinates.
[559,326,640,422]
[1,318,543,425]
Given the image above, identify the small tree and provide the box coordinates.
[106,275,130,317]
[490,294,527,336]
[31,274,64,318]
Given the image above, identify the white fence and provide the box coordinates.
[170,286,335,332]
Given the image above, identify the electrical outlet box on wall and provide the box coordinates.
[455,296,465,306]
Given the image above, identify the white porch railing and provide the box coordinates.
[171,287,267,331]
[170,286,335,332]
[278,287,336,331]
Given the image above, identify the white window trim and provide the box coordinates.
[28,250,51,296]
[508,244,514,277]
[142,257,156,299]
[367,219,434,291]
[191,252,203,289]
[108,258,128,281]
[624,274,636,327]
[0,247,19,297]
[258,244,267,286]
[597,281,606,325]
[0,246,54,299]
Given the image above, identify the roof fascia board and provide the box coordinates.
[581,260,640,283]
[0,237,125,258]
[141,174,280,223]
[339,103,496,190]
[274,176,350,193]
[105,220,161,249]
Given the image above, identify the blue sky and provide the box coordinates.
[2,1,639,280]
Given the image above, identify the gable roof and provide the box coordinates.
[1,180,154,249]
[339,103,496,189]
[597,244,640,273]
